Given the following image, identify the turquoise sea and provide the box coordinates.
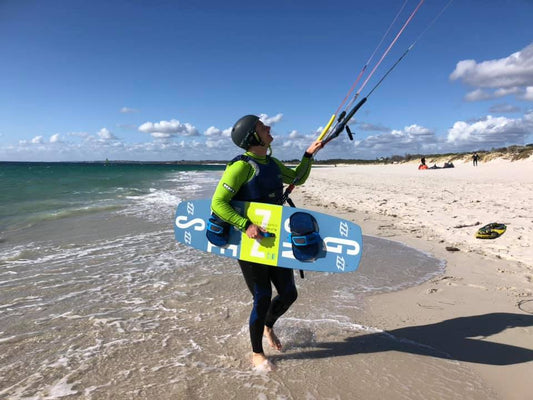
[0,162,224,234]
[1,162,490,400]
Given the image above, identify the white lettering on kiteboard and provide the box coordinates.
[283,218,291,233]
[176,211,205,247]
[250,208,272,259]
[175,216,205,231]
[280,237,360,259]
[324,237,360,255]
[207,241,238,257]
[339,221,349,237]
[281,242,294,259]
[336,255,346,271]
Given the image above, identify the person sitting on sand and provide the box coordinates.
[210,115,323,371]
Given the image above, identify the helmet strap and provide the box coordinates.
[250,132,265,147]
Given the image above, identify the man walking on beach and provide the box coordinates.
[210,115,322,371]
[472,152,479,166]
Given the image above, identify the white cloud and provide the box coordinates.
[204,126,223,136]
[495,87,522,97]
[288,130,304,139]
[120,107,139,113]
[150,132,173,139]
[68,132,90,139]
[446,112,533,148]
[464,89,493,102]
[138,119,199,139]
[222,127,232,137]
[451,42,533,102]
[4,105,532,162]
[489,103,521,114]
[522,87,533,101]
[403,124,434,138]
[355,124,439,154]
[259,113,283,125]
[450,42,533,88]
[97,128,117,141]
[358,122,390,132]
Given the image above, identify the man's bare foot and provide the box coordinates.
[264,326,282,351]
[252,352,275,371]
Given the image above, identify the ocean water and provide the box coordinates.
[0,162,492,399]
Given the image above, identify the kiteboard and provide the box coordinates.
[174,199,363,273]
[475,223,506,239]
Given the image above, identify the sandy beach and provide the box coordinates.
[1,159,532,399]
[292,156,533,400]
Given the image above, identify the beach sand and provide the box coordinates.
[292,156,533,400]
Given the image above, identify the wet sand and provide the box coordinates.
[293,156,533,400]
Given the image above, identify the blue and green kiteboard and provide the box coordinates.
[174,199,363,273]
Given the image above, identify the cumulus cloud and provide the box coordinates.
[97,128,117,141]
[451,42,533,101]
[203,125,234,141]
[446,112,533,148]
[259,113,283,125]
[4,98,531,161]
[138,119,199,139]
[355,124,439,154]
[288,130,305,139]
[268,122,443,161]
[204,126,223,137]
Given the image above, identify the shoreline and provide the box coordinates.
[293,157,533,400]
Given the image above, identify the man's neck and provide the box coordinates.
[247,146,268,157]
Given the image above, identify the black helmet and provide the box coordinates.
[231,115,261,149]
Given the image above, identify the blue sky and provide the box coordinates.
[1,0,532,161]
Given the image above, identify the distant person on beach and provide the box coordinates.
[418,156,428,170]
[472,152,479,166]
[210,115,323,371]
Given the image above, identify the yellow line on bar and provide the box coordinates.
[317,114,335,141]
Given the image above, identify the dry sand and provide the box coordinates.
[292,156,533,400]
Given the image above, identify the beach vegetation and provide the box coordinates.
[309,144,532,165]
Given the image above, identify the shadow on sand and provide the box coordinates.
[277,313,533,365]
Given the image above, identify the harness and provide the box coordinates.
[206,154,283,246]
[231,154,283,205]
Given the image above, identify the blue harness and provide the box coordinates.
[206,154,283,246]
[231,154,283,205]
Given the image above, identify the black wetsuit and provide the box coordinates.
[211,152,313,354]
[238,260,297,353]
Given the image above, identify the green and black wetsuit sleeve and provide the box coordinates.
[211,159,254,231]
[273,152,313,185]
